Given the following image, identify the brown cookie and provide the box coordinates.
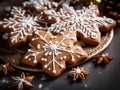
[22,30,88,77]
[0,7,40,47]
[23,0,59,13]
[45,5,116,46]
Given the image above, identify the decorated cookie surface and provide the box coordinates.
[0,7,40,47]
[22,30,88,77]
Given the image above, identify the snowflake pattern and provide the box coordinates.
[0,7,41,46]
[44,5,115,45]
[22,30,88,76]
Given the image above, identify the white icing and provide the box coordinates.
[24,31,85,74]
[47,5,114,39]
[25,0,58,11]
[0,7,40,43]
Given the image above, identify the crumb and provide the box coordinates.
[0,79,9,83]
[41,75,47,81]
[84,84,88,87]
[38,84,43,89]
[98,71,101,74]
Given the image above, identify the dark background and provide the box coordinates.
[0,0,120,90]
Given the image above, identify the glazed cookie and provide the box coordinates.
[22,30,88,77]
[43,4,99,24]
[23,0,59,13]
[0,7,40,47]
[45,5,116,45]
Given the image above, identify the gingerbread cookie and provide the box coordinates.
[23,0,59,13]
[0,7,40,47]
[22,30,88,77]
[45,5,116,45]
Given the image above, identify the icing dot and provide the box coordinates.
[81,52,85,55]
[50,36,54,39]
[49,41,52,44]
[48,16,52,20]
[37,44,40,49]
[44,58,47,61]
[53,70,56,74]
[28,49,32,52]
[61,43,65,46]
[72,58,75,62]
[55,41,58,44]
[44,7,47,10]
[68,44,72,48]
[25,56,28,59]
[20,37,24,39]
[29,58,31,60]
[41,58,44,61]
[60,57,63,60]
[44,48,47,51]
[48,68,51,70]
[77,55,80,58]
[0,21,2,24]
[32,53,36,56]
[77,47,81,50]
[55,53,58,56]
[44,65,48,68]
[45,52,48,56]
[35,31,39,34]
[48,52,52,55]
[60,64,64,68]
[32,38,35,41]
[63,56,67,59]
[33,60,37,63]
[60,32,64,34]
[41,58,47,61]
[8,26,12,28]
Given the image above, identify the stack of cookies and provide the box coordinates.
[0,0,116,77]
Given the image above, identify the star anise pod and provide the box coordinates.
[0,63,15,75]
[68,67,89,81]
[10,72,34,90]
[94,53,113,64]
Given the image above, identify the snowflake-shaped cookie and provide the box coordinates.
[23,0,59,13]
[22,30,88,77]
[0,7,40,47]
[44,5,116,45]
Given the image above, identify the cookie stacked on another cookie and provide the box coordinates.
[0,0,116,77]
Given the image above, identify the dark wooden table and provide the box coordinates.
[0,27,120,90]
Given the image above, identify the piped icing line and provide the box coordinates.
[23,0,59,12]
[0,7,45,44]
[47,4,114,40]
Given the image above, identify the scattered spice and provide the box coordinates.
[68,67,89,81]
[94,53,113,64]
[0,63,15,75]
[9,72,34,90]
